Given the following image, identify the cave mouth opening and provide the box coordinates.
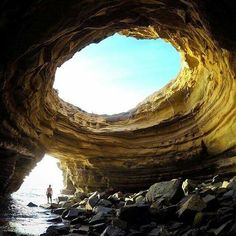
[54,33,181,115]
[12,155,64,205]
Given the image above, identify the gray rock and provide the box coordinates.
[61,200,74,208]
[52,207,66,215]
[140,224,156,234]
[202,194,217,206]
[182,179,198,195]
[46,224,70,234]
[148,226,169,236]
[150,204,177,220]
[112,218,127,230]
[90,223,107,233]
[127,231,143,236]
[86,191,100,210]
[77,225,90,234]
[108,192,124,203]
[27,202,38,207]
[93,206,113,215]
[135,195,145,204]
[227,176,236,190]
[217,207,233,224]
[200,188,214,196]
[47,216,62,223]
[97,198,112,207]
[208,220,232,235]
[57,196,68,202]
[223,189,234,198]
[79,197,88,207]
[124,198,135,206]
[133,190,148,198]
[89,212,106,225]
[228,222,236,235]
[178,194,206,220]
[193,212,204,227]
[182,228,203,236]
[117,201,125,208]
[101,225,125,236]
[64,207,86,220]
[118,204,150,224]
[70,215,87,225]
[146,179,184,204]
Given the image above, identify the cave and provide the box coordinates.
[54,35,181,115]
[1,0,236,199]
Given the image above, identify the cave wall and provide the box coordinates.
[0,0,236,195]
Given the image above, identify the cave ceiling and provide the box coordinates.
[0,0,236,195]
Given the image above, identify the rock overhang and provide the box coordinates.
[0,0,236,195]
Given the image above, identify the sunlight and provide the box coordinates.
[54,34,181,115]
[12,155,63,205]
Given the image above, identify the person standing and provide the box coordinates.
[46,184,53,204]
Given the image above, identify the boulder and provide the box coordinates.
[222,181,229,188]
[127,231,143,236]
[140,223,156,234]
[61,200,75,208]
[101,225,125,236]
[52,207,66,215]
[79,198,88,207]
[90,223,107,233]
[193,212,204,227]
[70,215,87,225]
[108,192,124,203]
[135,195,145,204]
[228,222,236,235]
[118,204,150,224]
[112,218,127,230]
[93,206,113,215]
[89,212,107,225]
[227,176,236,190]
[202,194,217,208]
[97,198,112,207]
[64,207,86,220]
[150,204,177,221]
[77,225,90,234]
[27,202,38,207]
[57,196,69,202]
[217,207,233,224]
[86,191,100,210]
[182,179,198,195]
[208,220,232,235]
[46,224,70,235]
[148,226,169,236]
[124,198,135,206]
[177,194,206,220]
[146,179,184,204]
[47,217,62,223]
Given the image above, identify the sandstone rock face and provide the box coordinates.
[0,0,236,195]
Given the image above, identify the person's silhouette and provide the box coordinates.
[46,184,53,204]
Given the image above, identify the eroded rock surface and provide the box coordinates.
[0,0,236,195]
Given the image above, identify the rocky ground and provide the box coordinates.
[35,175,236,236]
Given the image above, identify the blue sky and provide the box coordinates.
[54,34,181,114]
